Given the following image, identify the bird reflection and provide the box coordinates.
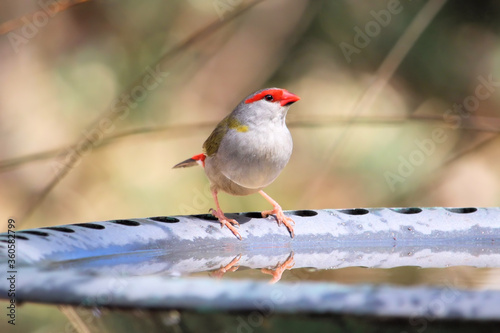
[261,251,295,284]
[209,254,242,279]
[209,251,295,284]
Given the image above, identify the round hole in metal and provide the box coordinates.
[74,223,105,230]
[391,208,423,214]
[194,214,218,221]
[243,212,264,219]
[111,220,141,226]
[43,227,75,233]
[446,207,477,214]
[292,210,318,217]
[338,208,370,215]
[19,230,49,237]
[149,216,180,223]
[14,235,29,240]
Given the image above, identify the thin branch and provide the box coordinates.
[0,0,91,35]
[298,0,448,206]
[5,113,500,173]
[18,0,266,222]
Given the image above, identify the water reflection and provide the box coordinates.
[41,246,500,289]
[210,252,296,283]
[43,240,500,276]
[261,252,295,284]
[210,265,500,290]
[209,254,242,279]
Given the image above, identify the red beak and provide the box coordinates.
[280,90,300,106]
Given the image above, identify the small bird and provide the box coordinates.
[173,88,300,240]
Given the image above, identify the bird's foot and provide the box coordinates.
[210,254,242,279]
[261,252,295,284]
[210,208,242,240]
[261,205,295,238]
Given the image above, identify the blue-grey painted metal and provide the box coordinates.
[1,207,500,319]
[10,268,500,320]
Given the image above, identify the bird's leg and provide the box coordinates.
[259,190,295,238]
[210,189,242,240]
[261,251,295,284]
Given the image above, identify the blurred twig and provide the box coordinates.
[393,132,500,206]
[4,113,500,173]
[18,0,266,223]
[298,0,448,207]
[0,0,91,35]
[443,134,499,167]
[0,122,215,172]
[59,306,91,333]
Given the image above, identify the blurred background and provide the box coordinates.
[3,0,500,232]
[2,0,500,331]
[0,0,500,224]
[1,0,500,228]
[3,0,500,231]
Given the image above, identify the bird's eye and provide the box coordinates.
[264,94,274,102]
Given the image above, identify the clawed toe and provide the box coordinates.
[210,208,242,240]
[228,219,239,227]
[258,191,295,238]
[261,208,295,238]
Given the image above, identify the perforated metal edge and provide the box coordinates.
[1,207,500,319]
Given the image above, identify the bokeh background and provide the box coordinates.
[2,0,500,230]
[2,0,500,331]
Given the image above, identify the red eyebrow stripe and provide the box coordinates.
[191,153,206,167]
[244,89,283,104]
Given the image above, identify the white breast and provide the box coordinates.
[215,122,292,189]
